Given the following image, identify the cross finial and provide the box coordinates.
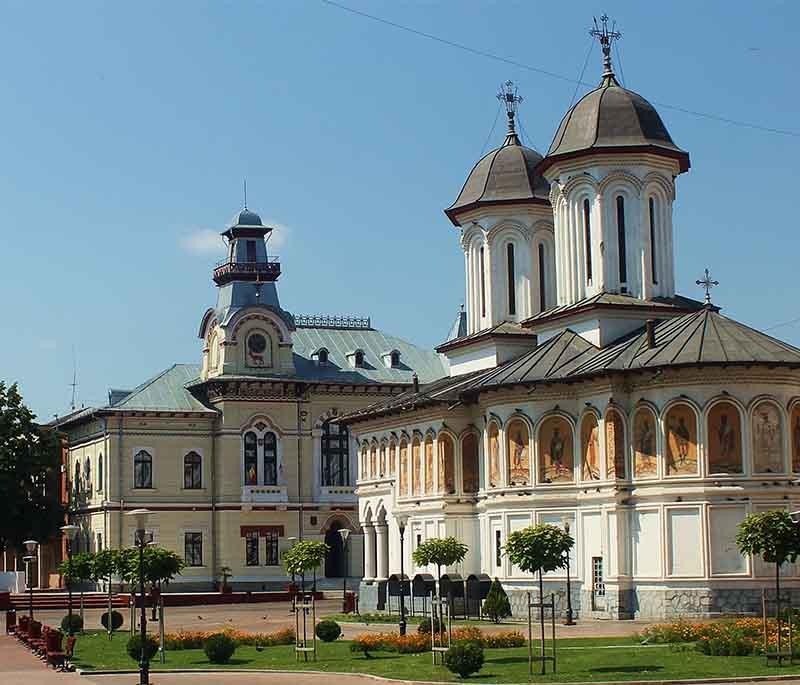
[497,80,523,145]
[590,14,621,79]
[695,268,719,305]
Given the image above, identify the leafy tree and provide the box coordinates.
[0,382,64,554]
[92,549,125,638]
[118,546,186,588]
[282,540,329,577]
[411,537,469,590]
[736,510,800,604]
[504,524,573,602]
[482,578,512,623]
[58,551,94,631]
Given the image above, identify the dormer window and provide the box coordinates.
[354,350,364,368]
[381,349,401,369]
[317,348,329,365]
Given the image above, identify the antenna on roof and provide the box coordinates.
[69,347,78,412]
[243,178,248,210]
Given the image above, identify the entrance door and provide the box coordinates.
[324,524,345,578]
[591,556,605,610]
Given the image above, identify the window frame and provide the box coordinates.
[133,450,153,489]
[245,531,260,566]
[183,451,203,489]
[184,532,203,567]
[264,530,279,566]
[321,420,349,487]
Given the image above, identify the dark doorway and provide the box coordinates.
[324,522,346,578]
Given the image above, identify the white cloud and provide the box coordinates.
[180,228,225,255]
[264,219,290,250]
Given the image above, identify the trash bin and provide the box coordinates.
[5,608,16,634]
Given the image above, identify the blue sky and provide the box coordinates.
[2,0,798,420]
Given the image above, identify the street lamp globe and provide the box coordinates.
[23,539,39,555]
[60,524,79,541]
[396,513,409,534]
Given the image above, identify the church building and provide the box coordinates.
[345,20,800,618]
[55,207,444,589]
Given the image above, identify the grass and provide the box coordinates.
[70,631,800,682]
[324,612,522,627]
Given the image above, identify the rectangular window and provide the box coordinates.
[184,532,203,567]
[265,531,279,566]
[245,532,259,566]
[495,530,502,568]
[246,240,257,262]
[583,198,593,282]
[322,422,349,487]
[649,197,658,284]
[506,243,516,316]
[616,195,627,284]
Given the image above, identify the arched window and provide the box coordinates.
[461,433,479,493]
[506,418,530,485]
[632,408,658,478]
[208,331,218,370]
[388,442,396,476]
[648,197,658,284]
[85,457,91,493]
[263,432,277,485]
[321,421,349,486]
[538,243,546,312]
[97,453,103,492]
[369,443,377,478]
[437,434,455,494]
[379,443,386,476]
[583,198,593,283]
[707,401,743,475]
[354,350,365,368]
[424,435,434,493]
[616,195,627,285]
[506,243,516,316]
[133,450,152,489]
[317,348,329,365]
[399,440,409,495]
[664,403,698,476]
[605,410,626,479]
[390,350,401,368]
[360,445,367,480]
[184,451,202,489]
[487,422,500,487]
[539,416,574,483]
[580,414,600,480]
[244,431,258,485]
[479,246,486,317]
[73,461,81,500]
[412,438,421,495]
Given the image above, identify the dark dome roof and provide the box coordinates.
[230,208,263,227]
[541,74,689,174]
[445,132,550,226]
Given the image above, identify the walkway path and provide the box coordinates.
[0,635,80,685]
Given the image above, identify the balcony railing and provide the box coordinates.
[213,258,281,285]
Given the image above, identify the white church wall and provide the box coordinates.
[632,509,661,578]
[582,511,603,582]
[708,505,747,575]
[666,507,704,577]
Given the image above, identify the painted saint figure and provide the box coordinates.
[488,423,500,487]
[665,405,697,475]
[793,410,800,472]
[539,417,574,483]
[633,409,657,477]
[581,415,600,480]
[753,404,783,473]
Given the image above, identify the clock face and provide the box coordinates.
[248,334,267,354]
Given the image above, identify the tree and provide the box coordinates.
[504,524,573,603]
[119,546,186,588]
[736,511,800,607]
[412,537,469,591]
[0,382,64,555]
[92,549,125,639]
[58,551,94,630]
[282,540,329,578]
[482,578,511,623]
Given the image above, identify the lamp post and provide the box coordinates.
[23,540,38,620]
[397,514,409,636]
[126,509,152,685]
[562,517,575,626]
[60,525,79,634]
[338,528,351,613]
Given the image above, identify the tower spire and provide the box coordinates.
[590,14,621,83]
[497,80,523,146]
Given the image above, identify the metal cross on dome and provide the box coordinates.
[696,268,719,304]
[590,14,621,76]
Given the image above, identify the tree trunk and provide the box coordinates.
[107,576,113,640]
[538,569,545,676]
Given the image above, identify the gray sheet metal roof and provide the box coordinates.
[111,364,210,412]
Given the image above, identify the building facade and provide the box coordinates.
[347,28,800,619]
[56,208,444,590]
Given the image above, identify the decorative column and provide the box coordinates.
[375,523,389,581]
[363,524,376,582]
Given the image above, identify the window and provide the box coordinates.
[245,532,259,566]
[263,432,278,485]
[134,450,152,489]
[390,350,400,368]
[184,532,203,567]
[616,195,627,284]
[495,530,502,568]
[73,461,80,500]
[246,240,257,262]
[265,530,279,566]
[97,453,103,492]
[506,243,516,316]
[85,457,91,493]
[317,348,329,365]
[96,532,102,551]
[354,350,365,368]
[461,433,479,494]
[583,198,593,282]
[321,421,349,486]
[649,197,658,284]
[479,246,486,317]
[244,432,258,485]
[538,244,546,311]
[246,332,270,367]
[183,451,202,489]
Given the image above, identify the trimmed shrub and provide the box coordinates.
[101,610,124,631]
[444,641,484,678]
[481,630,526,648]
[60,614,83,634]
[164,627,295,650]
[126,634,159,662]
[482,579,511,623]
[315,619,341,642]
[203,633,237,664]
[417,617,443,634]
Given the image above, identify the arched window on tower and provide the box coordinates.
[479,247,486,318]
[616,195,627,286]
[583,198,593,283]
[538,243,546,311]
[649,197,658,285]
[506,243,516,316]
[263,432,278,485]
[244,432,258,485]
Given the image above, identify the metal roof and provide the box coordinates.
[111,364,211,412]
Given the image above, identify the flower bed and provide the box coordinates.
[350,627,526,656]
[164,627,295,650]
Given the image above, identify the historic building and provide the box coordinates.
[55,207,444,590]
[346,22,800,618]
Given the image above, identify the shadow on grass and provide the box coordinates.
[590,665,665,674]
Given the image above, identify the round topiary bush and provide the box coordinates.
[60,614,83,634]
[203,632,237,664]
[444,641,484,678]
[126,634,159,662]
[101,610,124,631]
[315,619,342,642]
[417,617,443,634]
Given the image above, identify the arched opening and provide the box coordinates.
[583,198,592,283]
[324,520,347,578]
[616,195,627,286]
[506,242,516,316]
[538,243,546,312]
[648,197,658,284]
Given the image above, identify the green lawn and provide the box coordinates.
[324,612,522,628]
[70,632,800,682]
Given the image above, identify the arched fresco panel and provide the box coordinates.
[539,416,574,483]
[633,408,658,478]
[580,414,600,480]
[438,434,456,494]
[424,436,434,493]
[707,401,743,474]
[605,410,626,479]
[461,433,479,493]
[506,418,530,485]
[488,422,500,488]
[752,402,784,474]
[665,403,698,476]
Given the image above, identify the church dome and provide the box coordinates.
[445,132,550,226]
[540,73,689,175]
[230,208,263,227]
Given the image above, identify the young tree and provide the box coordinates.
[283,540,329,578]
[58,551,94,629]
[0,382,64,555]
[92,549,125,639]
[412,537,469,591]
[482,578,512,623]
[504,524,573,605]
[736,510,800,606]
